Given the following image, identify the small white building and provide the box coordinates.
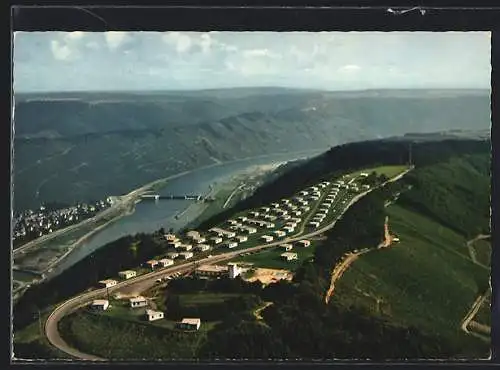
[243,227,257,234]
[118,270,136,280]
[270,202,280,208]
[225,241,238,249]
[299,191,309,196]
[285,222,298,228]
[178,244,193,251]
[279,215,291,221]
[228,262,242,279]
[168,241,182,249]
[261,207,270,213]
[235,235,248,243]
[265,222,275,229]
[186,230,201,240]
[308,221,320,228]
[178,318,201,331]
[179,251,194,260]
[297,240,311,248]
[91,299,109,311]
[283,226,295,234]
[130,296,148,308]
[167,252,179,259]
[159,258,174,268]
[146,309,164,322]
[261,235,274,243]
[281,199,290,204]
[192,236,206,244]
[281,252,297,262]
[292,211,302,217]
[164,234,178,242]
[301,206,311,212]
[210,237,223,245]
[99,279,118,288]
[273,230,286,238]
[227,219,239,226]
[249,211,260,217]
[145,260,159,269]
[280,243,293,251]
[237,216,248,222]
[195,244,211,252]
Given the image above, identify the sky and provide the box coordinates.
[13,31,491,92]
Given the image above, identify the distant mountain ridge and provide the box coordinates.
[13,88,491,211]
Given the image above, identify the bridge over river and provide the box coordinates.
[141,194,205,201]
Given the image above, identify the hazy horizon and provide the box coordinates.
[14,32,491,93]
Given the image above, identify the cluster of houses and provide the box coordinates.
[13,198,112,245]
[94,172,369,313]
[89,296,201,331]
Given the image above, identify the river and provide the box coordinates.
[49,149,324,277]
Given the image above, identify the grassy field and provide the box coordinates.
[333,203,490,340]
[227,243,316,271]
[13,304,72,360]
[471,239,492,267]
[349,165,409,179]
[58,310,209,360]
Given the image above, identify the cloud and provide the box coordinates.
[105,32,129,50]
[243,48,281,59]
[65,31,85,41]
[162,32,193,54]
[50,40,72,61]
[339,64,361,73]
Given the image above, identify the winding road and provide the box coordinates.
[44,166,413,361]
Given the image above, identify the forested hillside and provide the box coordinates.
[13,88,490,211]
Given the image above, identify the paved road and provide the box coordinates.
[45,167,413,361]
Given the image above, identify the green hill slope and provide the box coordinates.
[332,152,490,345]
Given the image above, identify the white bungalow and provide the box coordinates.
[270,202,280,208]
[178,244,193,252]
[130,296,148,308]
[168,241,182,249]
[273,230,286,238]
[280,243,293,251]
[235,235,248,243]
[145,260,159,269]
[308,221,320,228]
[297,240,311,248]
[167,252,179,259]
[210,237,223,245]
[281,252,298,262]
[283,226,295,234]
[146,309,164,322]
[243,227,257,234]
[159,258,174,268]
[225,241,238,249]
[178,318,201,331]
[260,235,274,243]
[195,244,211,252]
[91,299,109,311]
[99,279,118,288]
[179,251,194,260]
[118,270,136,280]
[237,216,248,222]
[186,230,201,240]
[249,211,260,217]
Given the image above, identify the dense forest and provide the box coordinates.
[198,137,490,230]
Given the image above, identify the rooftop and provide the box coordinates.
[181,318,201,325]
[92,299,109,305]
[130,296,147,303]
[197,264,228,273]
